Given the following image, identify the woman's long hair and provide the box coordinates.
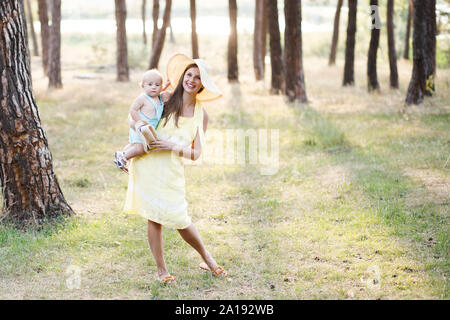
[161,63,202,128]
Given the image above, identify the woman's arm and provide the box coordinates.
[149,109,209,161]
[148,133,200,160]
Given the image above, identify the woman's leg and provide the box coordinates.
[177,223,222,272]
[147,220,171,280]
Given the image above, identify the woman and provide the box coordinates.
[123,53,226,284]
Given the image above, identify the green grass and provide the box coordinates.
[0,31,449,299]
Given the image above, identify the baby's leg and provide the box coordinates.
[124,143,146,160]
[122,143,132,153]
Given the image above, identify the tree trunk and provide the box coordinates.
[367,0,380,92]
[0,0,73,228]
[190,0,199,58]
[169,16,175,43]
[405,0,436,104]
[253,0,266,81]
[115,0,129,81]
[25,0,39,56]
[405,0,430,104]
[266,0,283,94]
[262,4,267,69]
[328,0,343,66]
[48,0,62,88]
[149,0,172,69]
[423,0,436,96]
[284,0,307,103]
[228,0,238,82]
[37,0,50,74]
[343,0,357,86]
[152,0,159,46]
[142,0,147,45]
[403,0,413,60]
[387,0,398,88]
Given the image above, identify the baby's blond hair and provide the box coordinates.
[141,69,163,84]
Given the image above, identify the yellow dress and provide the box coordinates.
[123,101,205,229]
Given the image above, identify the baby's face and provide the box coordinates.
[142,73,163,97]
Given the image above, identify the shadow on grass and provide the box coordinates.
[214,97,448,297]
[290,102,449,284]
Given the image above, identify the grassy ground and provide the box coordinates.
[0,32,449,299]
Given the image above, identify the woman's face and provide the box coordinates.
[182,67,203,95]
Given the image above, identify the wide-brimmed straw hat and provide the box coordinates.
[166,53,222,102]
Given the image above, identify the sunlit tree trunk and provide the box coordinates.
[387,0,398,88]
[25,0,39,56]
[284,0,307,103]
[253,0,266,81]
[405,0,436,104]
[115,0,129,81]
[190,0,199,58]
[37,0,49,74]
[152,0,159,46]
[403,0,413,60]
[328,0,343,66]
[424,0,436,96]
[343,0,357,86]
[149,0,172,69]
[48,0,62,88]
[228,0,238,82]
[367,0,380,92]
[168,15,175,43]
[142,0,147,45]
[266,0,283,94]
[0,0,74,228]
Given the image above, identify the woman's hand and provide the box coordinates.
[149,138,178,152]
[160,90,171,103]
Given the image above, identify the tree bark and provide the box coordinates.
[37,0,49,74]
[262,4,267,69]
[343,0,357,86]
[25,0,39,56]
[405,0,436,104]
[328,0,343,66]
[115,0,129,82]
[284,0,307,103]
[403,0,413,60]
[152,0,159,46]
[228,0,238,82]
[253,0,266,81]
[423,0,436,96]
[266,0,283,94]
[48,0,62,88]
[405,0,425,104]
[169,15,175,43]
[142,0,147,45]
[190,0,199,58]
[367,0,380,92]
[387,0,398,88]
[0,0,74,228]
[149,0,172,69]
